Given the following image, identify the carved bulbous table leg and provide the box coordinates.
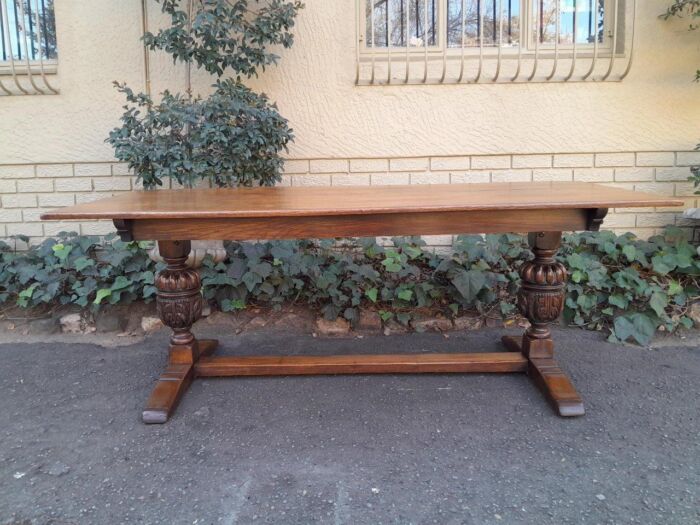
[142,240,218,424]
[156,240,202,348]
[517,232,566,358]
[502,232,585,417]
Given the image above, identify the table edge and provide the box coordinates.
[40,200,684,221]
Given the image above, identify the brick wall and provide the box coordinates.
[1,150,697,248]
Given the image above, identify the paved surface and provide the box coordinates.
[0,328,698,525]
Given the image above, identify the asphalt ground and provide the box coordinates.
[0,327,698,524]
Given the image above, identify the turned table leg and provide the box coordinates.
[142,240,218,424]
[502,232,585,417]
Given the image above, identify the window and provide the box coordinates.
[0,0,58,95]
[357,0,635,85]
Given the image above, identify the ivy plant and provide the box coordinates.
[2,229,698,346]
[0,233,161,311]
[107,0,304,189]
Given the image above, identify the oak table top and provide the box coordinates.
[40,182,682,221]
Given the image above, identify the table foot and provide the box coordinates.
[500,336,584,417]
[142,363,194,424]
[529,358,585,417]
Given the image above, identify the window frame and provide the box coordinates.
[358,0,622,58]
[0,0,58,95]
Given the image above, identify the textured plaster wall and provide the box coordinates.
[0,1,699,244]
[1,0,700,163]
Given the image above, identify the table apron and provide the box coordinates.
[128,208,590,241]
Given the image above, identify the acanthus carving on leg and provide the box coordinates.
[517,232,567,358]
[156,240,202,347]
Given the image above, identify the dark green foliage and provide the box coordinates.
[0,233,161,311]
[108,80,290,189]
[560,228,700,345]
[106,0,303,189]
[145,0,304,79]
[2,229,698,345]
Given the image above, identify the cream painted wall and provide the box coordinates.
[1,0,700,165]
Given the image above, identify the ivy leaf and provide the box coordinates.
[613,314,656,346]
[500,302,515,315]
[250,261,273,278]
[242,271,262,292]
[343,308,358,324]
[378,310,393,322]
[94,288,112,305]
[74,257,94,271]
[668,280,683,296]
[17,283,39,307]
[403,246,422,259]
[622,244,636,262]
[365,288,378,303]
[566,253,586,270]
[52,243,73,262]
[221,299,246,312]
[649,292,669,318]
[397,289,413,301]
[451,269,486,303]
[259,282,275,295]
[396,312,412,325]
[652,255,676,274]
[381,257,402,273]
[110,276,132,291]
[608,294,628,309]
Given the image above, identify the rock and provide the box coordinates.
[28,316,60,335]
[274,313,299,325]
[689,302,700,328]
[246,316,268,330]
[274,313,308,332]
[484,317,501,328]
[59,313,94,334]
[201,304,212,317]
[411,316,453,332]
[205,311,235,326]
[46,462,71,477]
[357,309,382,331]
[193,406,210,418]
[383,320,408,336]
[453,314,483,331]
[315,318,350,336]
[95,311,122,333]
[141,316,163,333]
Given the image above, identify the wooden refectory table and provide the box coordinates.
[41,182,683,423]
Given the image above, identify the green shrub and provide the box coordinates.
[106,0,303,189]
[108,80,292,189]
[1,229,698,345]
